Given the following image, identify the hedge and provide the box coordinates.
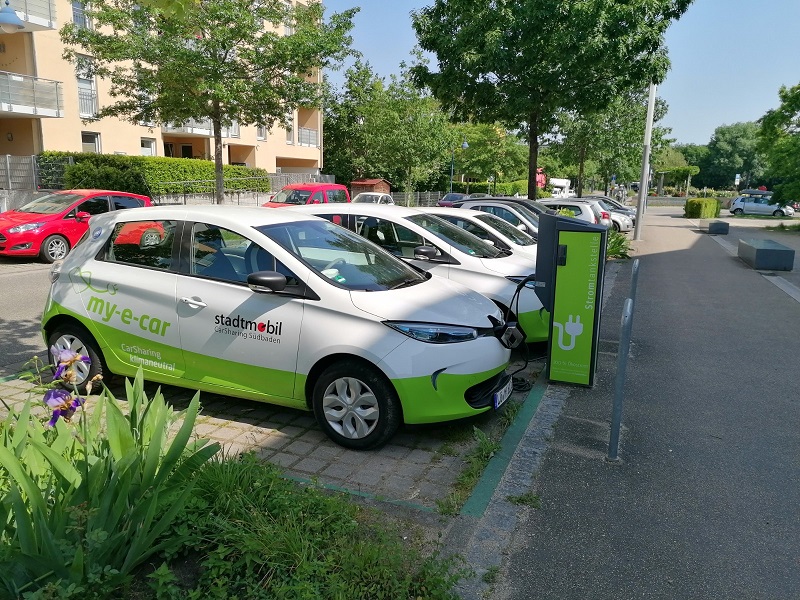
[38,151,271,197]
[684,197,721,219]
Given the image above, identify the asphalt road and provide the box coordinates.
[0,258,52,376]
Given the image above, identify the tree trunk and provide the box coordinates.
[527,112,539,199]
[577,146,586,197]
[212,107,224,205]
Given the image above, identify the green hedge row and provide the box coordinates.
[684,197,721,219]
[37,151,272,197]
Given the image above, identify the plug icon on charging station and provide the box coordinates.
[552,315,584,351]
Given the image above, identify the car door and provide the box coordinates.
[175,221,305,400]
[77,216,186,378]
[60,194,111,247]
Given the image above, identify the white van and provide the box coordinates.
[42,205,518,450]
[285,203,549,343]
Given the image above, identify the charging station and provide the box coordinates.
[534,212,607,386]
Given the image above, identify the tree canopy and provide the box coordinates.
[702,122,765,190]
[758,82,800,201]
[410,0,693,194]
[61,0,356,202]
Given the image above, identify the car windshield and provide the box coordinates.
[255,220,427,291]
[17,193,83,214]
[354,194,381,203]
[404,214,504,258]
[271,189,313,205]
[475,213,536,246]
[510,204,541,228]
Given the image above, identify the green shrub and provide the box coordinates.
[606,229,632,260]
[684,198,721,219]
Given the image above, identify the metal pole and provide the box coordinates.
[633,83,657,241]
[608,297,634,462]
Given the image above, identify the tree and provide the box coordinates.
[758,82,800,202]
[703,122,766,190]
[61,0,356,203]
[550,89,670,196]
[410,0,692,195]
[454,123,528,186]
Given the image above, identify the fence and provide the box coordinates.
[389,191,444,207]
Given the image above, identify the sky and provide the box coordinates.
[323,0,800,146]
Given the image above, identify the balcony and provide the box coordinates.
[221,122,240,138]
[0,71,63,117]
[7,0,57,31]
[162,118,213,137]
[297,127,319,147]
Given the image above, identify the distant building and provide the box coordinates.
[350,178,391,196]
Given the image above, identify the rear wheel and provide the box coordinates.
[47,323,107,394]
[140,228,162,247]
[773,210,785,217]
[732,208,744,216]
[312,360,401,450]
[612,221,621,231]
[40,235,70,263]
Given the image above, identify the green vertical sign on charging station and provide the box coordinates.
[549,230,605,386]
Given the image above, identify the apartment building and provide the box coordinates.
[0,0,323,177]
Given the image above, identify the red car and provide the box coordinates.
[0,189,153,263]
[262,182,350,208]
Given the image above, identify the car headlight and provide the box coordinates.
[384,321,479,343]
[506,275,537,289]
[8,222,45,234]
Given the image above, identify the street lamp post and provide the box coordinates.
[449,137,469,194]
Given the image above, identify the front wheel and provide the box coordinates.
[732,208,744,216]
[40,235,70,263]
[312,360,401,450]
[47,323,107,394]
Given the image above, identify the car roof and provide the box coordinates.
[420,206,487,218]
[94,204,325,228]
[281,182,348,191]
[50,189,148,196]
[286,202,423,218]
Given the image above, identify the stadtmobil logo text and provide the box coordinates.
[214,313,282,344]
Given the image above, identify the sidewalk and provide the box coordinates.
[492,207,800,599]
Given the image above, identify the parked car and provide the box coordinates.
[352,192,394,205]
[590,194,638,223]
[438,192,467,207]
[286,203,549,343]
[421,206,538,263]
[537,199,612,228]
[452,199,541,239]
[0,189,152,263]
[43,205,518,450]
[263,182,350,208]
[583,196,634,231]
[729,191,795,217]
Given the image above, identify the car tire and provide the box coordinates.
[773,210,784,217]
[40,235,70,263]
[732,208,743,216]
[311,360,401,450]
[139,228,162,247]
[612,221,621,231]
[47,323,108,394]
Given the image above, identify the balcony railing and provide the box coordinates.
[10,0,57,30]
[298,127,319,147]
[0,71,63,117]
[221,122,240,138]
[77,88,97,118]
[71,3,90,29]
[162,118,213,136]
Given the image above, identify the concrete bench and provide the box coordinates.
[737,239,795,271]
[700,220,729,234]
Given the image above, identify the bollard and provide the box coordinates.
[608,298,634,462]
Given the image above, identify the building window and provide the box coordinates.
[140,138,156,156]
[81,132,100,153]
[283,1,294,36]
[76,55,98,118]
[164,142,174,157]
[72,1,91,29]
[256,125,266,140]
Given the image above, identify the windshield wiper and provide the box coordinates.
[389,277,423,290]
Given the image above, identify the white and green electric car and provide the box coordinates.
[42,205,517,449]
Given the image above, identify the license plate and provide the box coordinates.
[493,378,513,409]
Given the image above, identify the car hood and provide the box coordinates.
[479,253,536,277]
[0,210,59,229]
[348,276,503,327]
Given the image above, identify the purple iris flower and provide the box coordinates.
[44,388,85,427]
[50,345,90,380]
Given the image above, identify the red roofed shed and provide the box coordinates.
[350,178,391,196]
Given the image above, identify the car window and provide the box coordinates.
[74,197,111,216]
[191,223,248,282]
[256,220,426,291]
[474,213,536,245]
[326,189,349,203]
[309,191,324,204]
[315,212,348,227]
[404,214,504,258]
[438,215,493,242]
[354,215,411,256]
[111,195,147,209]
[105,219,176,270]
[272,189,312,205]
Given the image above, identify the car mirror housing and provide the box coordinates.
[75,211,91,222]
[413,246,438,261]
[247,271,287,293]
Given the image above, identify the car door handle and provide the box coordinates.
[180,296,207,308]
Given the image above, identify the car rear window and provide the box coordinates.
[112,195,147,209]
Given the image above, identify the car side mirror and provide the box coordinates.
[247,271,287,293]
[413,246,438,261]
[75,211,91,222]
[516,223,527,232]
